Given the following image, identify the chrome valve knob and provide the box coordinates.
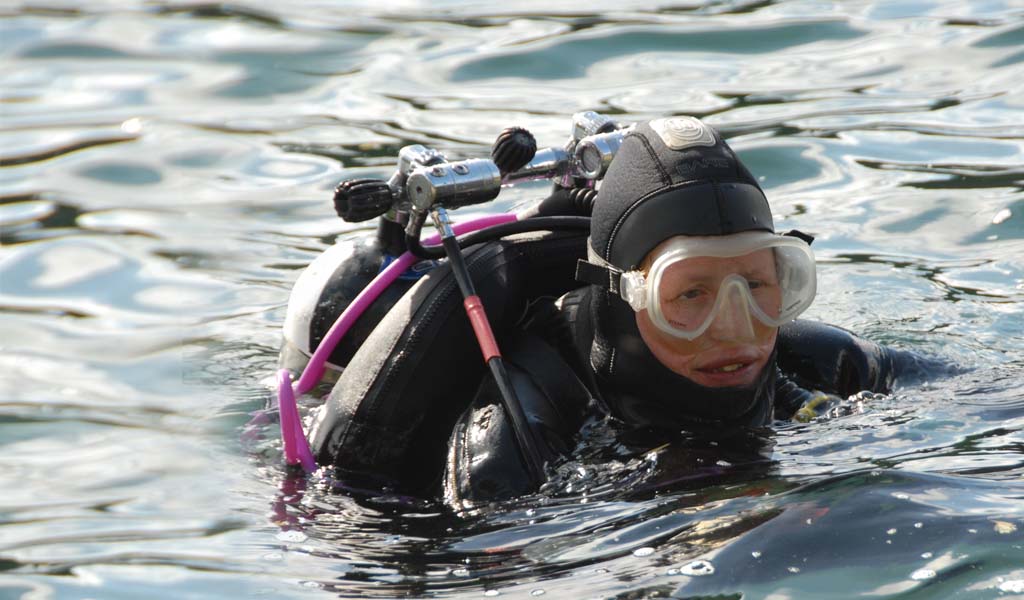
[571,111,617,142]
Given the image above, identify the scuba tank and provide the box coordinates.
[279,217,425,375]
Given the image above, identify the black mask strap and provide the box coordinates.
[575,259,623,295]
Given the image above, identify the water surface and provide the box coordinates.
[1,1,1023,598]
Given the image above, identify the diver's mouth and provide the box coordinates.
[692,355,762,386]
[699,360,752,374]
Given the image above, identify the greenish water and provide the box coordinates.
[1,1,1022,599]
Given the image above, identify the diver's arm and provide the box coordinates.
[445,333,591,504]
[776,320,953,399]
[445,378,540,504]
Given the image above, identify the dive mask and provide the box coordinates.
[587,231,816,340]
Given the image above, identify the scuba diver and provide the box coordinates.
[285,114,944,504]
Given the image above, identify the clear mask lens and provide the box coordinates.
[643,233,816,340]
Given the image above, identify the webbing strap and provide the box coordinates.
[575,259,622,294]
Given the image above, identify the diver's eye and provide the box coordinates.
[747,278,780,291]
[676,288,705,301]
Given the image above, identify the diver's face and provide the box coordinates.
[635,247,779,388]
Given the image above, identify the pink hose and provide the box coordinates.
[277,213,519,471]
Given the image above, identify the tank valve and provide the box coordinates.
[571,110,618,141]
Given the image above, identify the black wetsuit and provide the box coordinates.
[444,284,945,504]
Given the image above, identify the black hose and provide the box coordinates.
[407,215,590,260]
[439,233,547,483]
[404,211,429,260]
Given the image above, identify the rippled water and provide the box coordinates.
[2,1,1023,598]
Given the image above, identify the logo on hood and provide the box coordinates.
[677,157,731,176]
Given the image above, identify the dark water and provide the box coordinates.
[2,1,1023,598]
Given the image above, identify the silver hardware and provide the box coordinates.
[500,146,571,185]
[571,111,617,142]
[574,127,630,180]
[363,112,629,225]
[397,144,445,176]
[407,158,502,212]
[430,206,455,239]
[387,145,448,216]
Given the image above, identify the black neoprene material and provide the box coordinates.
[607,181,773,269]
[776,319,956,397]
[589,120,772,270]
[445,333,591,505]
[441,286,944,504]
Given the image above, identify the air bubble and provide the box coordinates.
[633,547,655,557]
[911,569,936,581]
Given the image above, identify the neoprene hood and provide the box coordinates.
[589,117,774,270]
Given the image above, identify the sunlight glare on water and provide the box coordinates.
[1,1,1022,598]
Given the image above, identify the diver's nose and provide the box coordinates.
[707,277,757,342]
